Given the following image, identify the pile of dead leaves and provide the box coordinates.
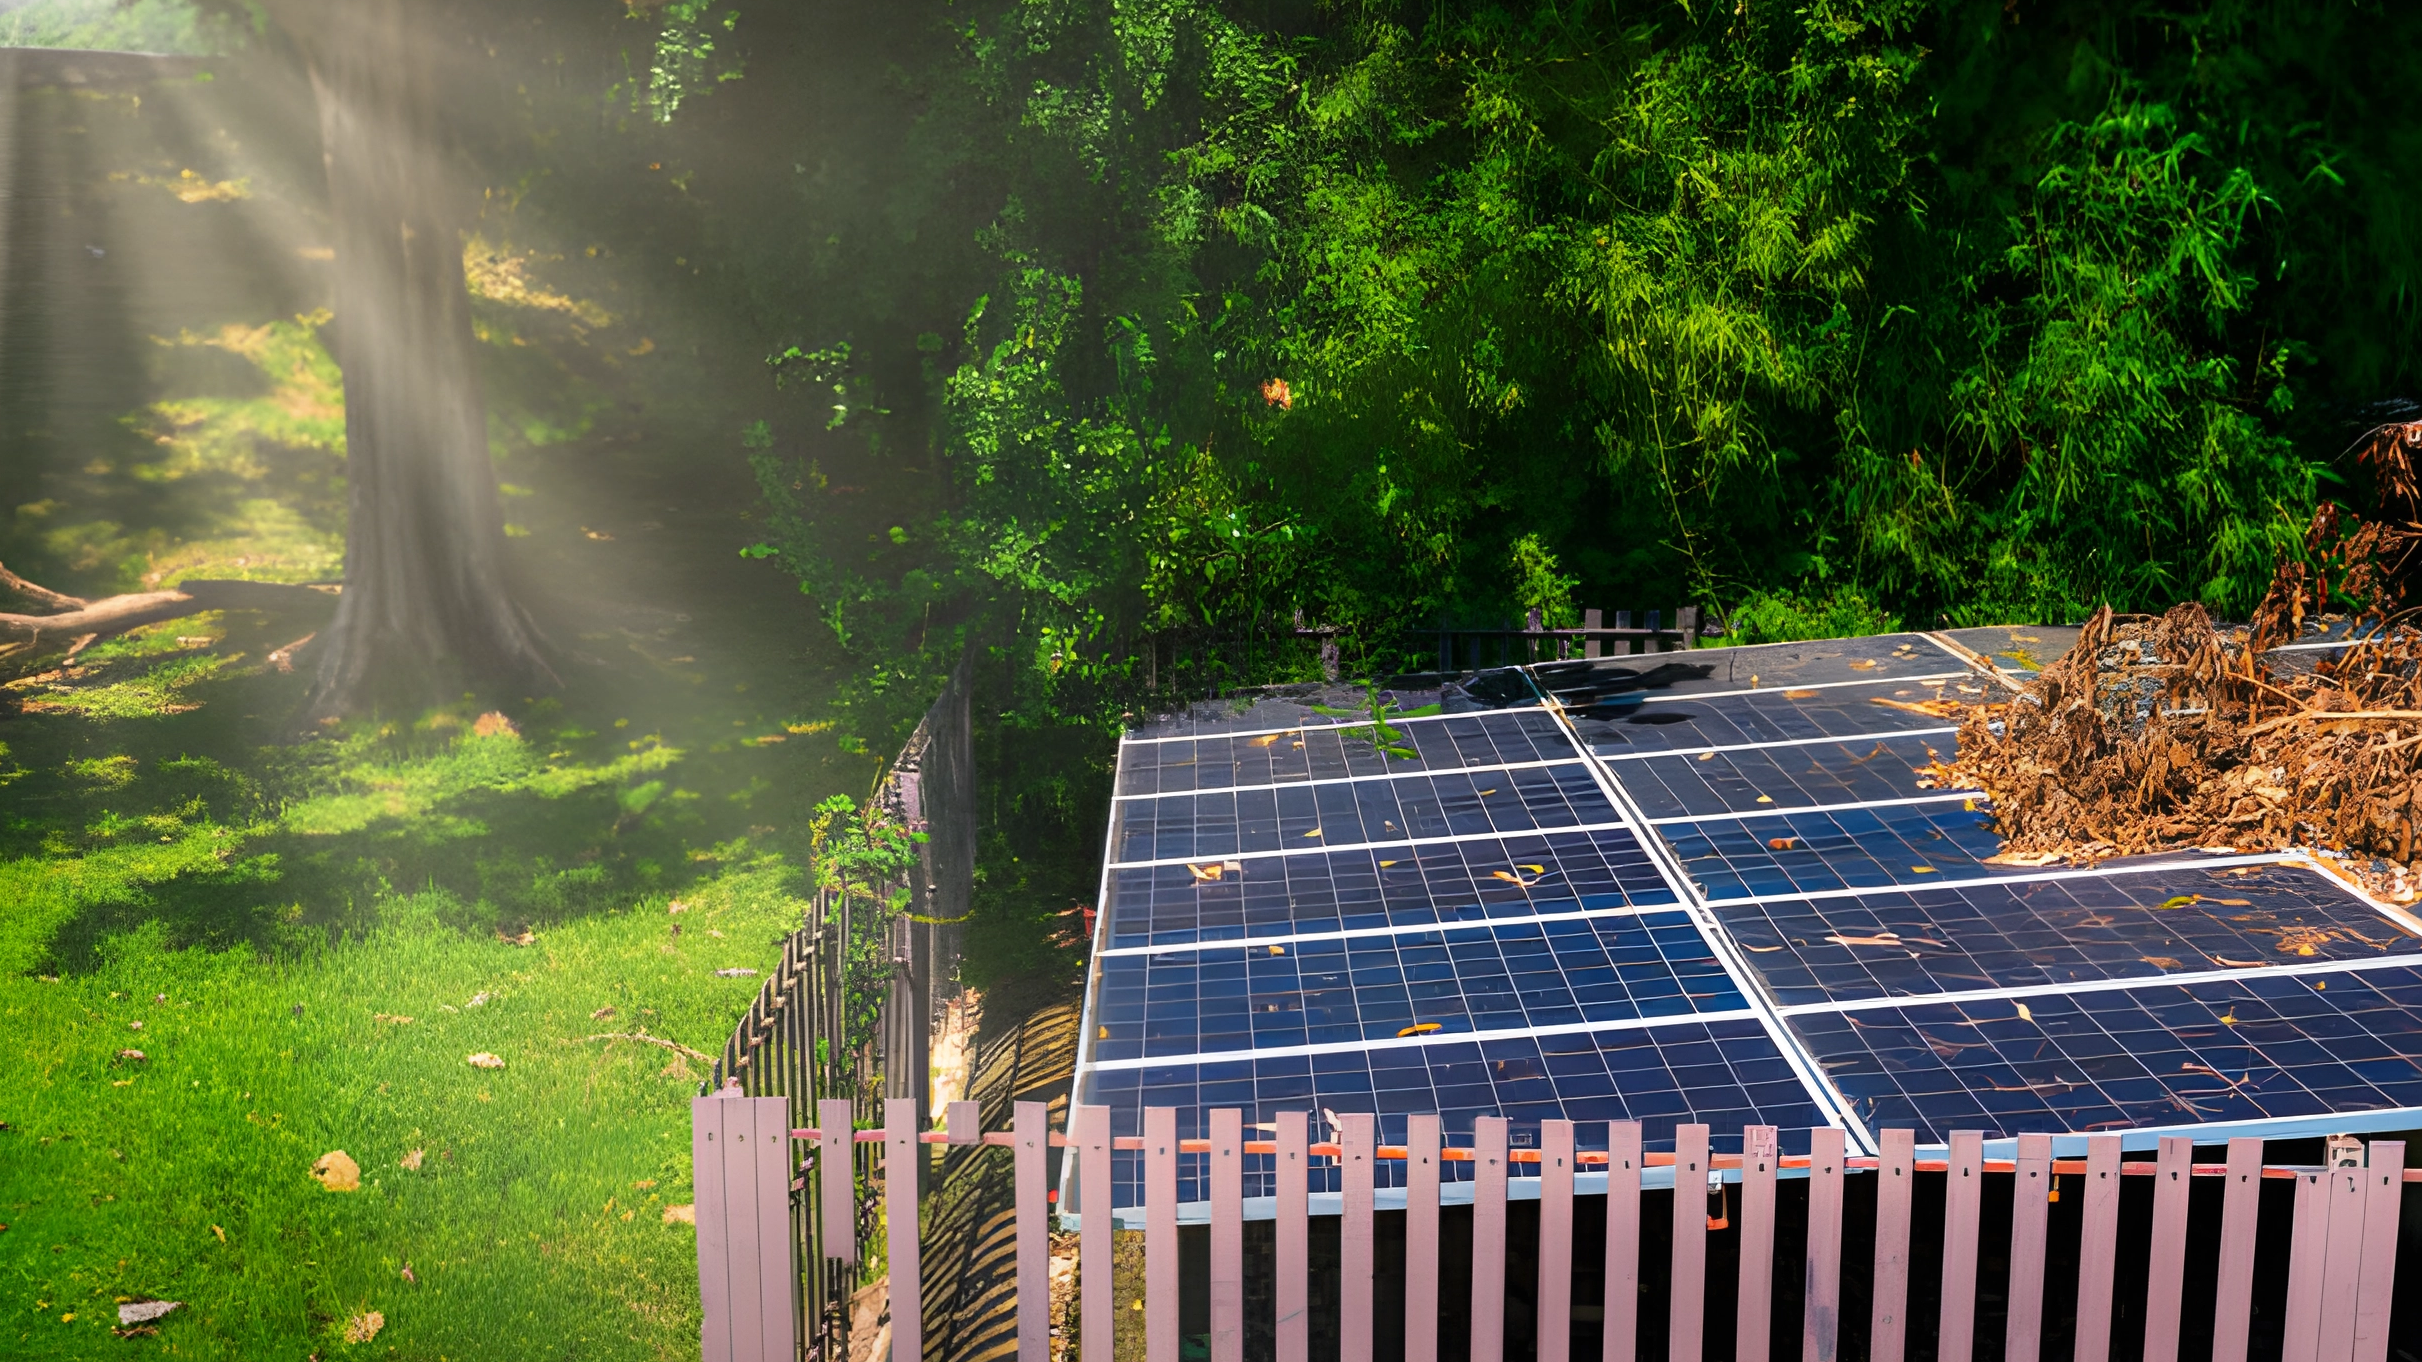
[1951,602,2422,863]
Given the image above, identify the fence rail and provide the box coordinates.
[692,1102,2415,1362]
[1430,607,1704,673]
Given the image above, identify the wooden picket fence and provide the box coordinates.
[691,1097,2414,1362]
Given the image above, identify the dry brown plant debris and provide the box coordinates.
[1950,420,2422,879]
[1951,602,2422,867]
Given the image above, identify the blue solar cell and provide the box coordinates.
[1614,732,1953,820]
[1077,1016,1835,1208]
[1103,827,1678,948]
[1109,762,1621,864]
[1116,709,1580,797]
[1089,910,1748,1062]
[1786,965,2422,1143]
[1718,864,2421,1007]
[1659,802,2007,900]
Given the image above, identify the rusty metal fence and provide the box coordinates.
[692,1102,2413,1362]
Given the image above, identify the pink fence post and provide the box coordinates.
[1671,1124,1710,1362]
[1406,1114,1442,1362]
[818,1098,855,1264]
[1211,1108,1243,1362]
[947,1099,980,1145]
[2209,1137,2262,1362]
[1737,1127,1779,1362]
[1015,1100,1050,1362]
[1605,1121,1643,1362]
[1869,1129,1914,1362]
[2354,1141,2405,1362]
[885,1096,922,1362]
[2143,1136,2193,1362]
[1146,1106,1179,1362]
[2073,1135,2122,1362]
[1342,1113,1377,1362]
[2004,1134,2052,1362]
[693,1094,737,1362]
[1077,1104,1114,1362]
[1472,1116,1509,1362]
[1939,1131,1983,1362]
[2316,1163,2368,1362]
[2283,1170,2326,1362]
[1540,1119,1577,1362]
[1802,1127,1844,1362]
[1276,1111,1309,1362]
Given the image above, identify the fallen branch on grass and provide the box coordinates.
[0,567,338,659]
[570,1030,714,1063]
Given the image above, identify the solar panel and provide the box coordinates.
[1615,732,1951,820]
[1108,761,1622,863]
[1103,826,1678,948]
[1091,909,1748,1064]
[1071,639,2422,1213]
[1715,863,2422,1008]
[1116,708,1579,796]
[1787,965,2422,1143]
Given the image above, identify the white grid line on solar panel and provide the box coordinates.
[1111,763,1623,865]
[1083,1007,1768,1070]
[1089,911,1744,1063]
[1098,892,1690,957]
[1644,791,1982,825]
[1617,671,1971,704]
[1119,704,1557,746]
[1713,863,2422,1010]
[1104,820,1641,870]
[1112,756,1589,802]
[1598,726,1962,761]
[1069,721,1138,1204]
[1541,693,1870,1145]
[1673,851,2301,908]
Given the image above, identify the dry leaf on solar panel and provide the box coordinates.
[1248,733,1284,747]
[1784,689,1819,699]
[1849,659,1878,670]
[1767,837,1800,850]
[1397,1023,1442,1037]
[1870,695,1965,718]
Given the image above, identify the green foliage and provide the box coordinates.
[714,0,2414,771]
[1719,588,1904,647]
[0,0,236,54]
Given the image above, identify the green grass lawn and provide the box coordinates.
[0,874,798,1359]
[0,601,854,1359]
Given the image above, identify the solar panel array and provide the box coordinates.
[1073,630,2422,1211]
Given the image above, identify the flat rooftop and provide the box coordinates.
[1070,628,2422,1215]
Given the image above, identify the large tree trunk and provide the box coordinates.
[287,0,550,715]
